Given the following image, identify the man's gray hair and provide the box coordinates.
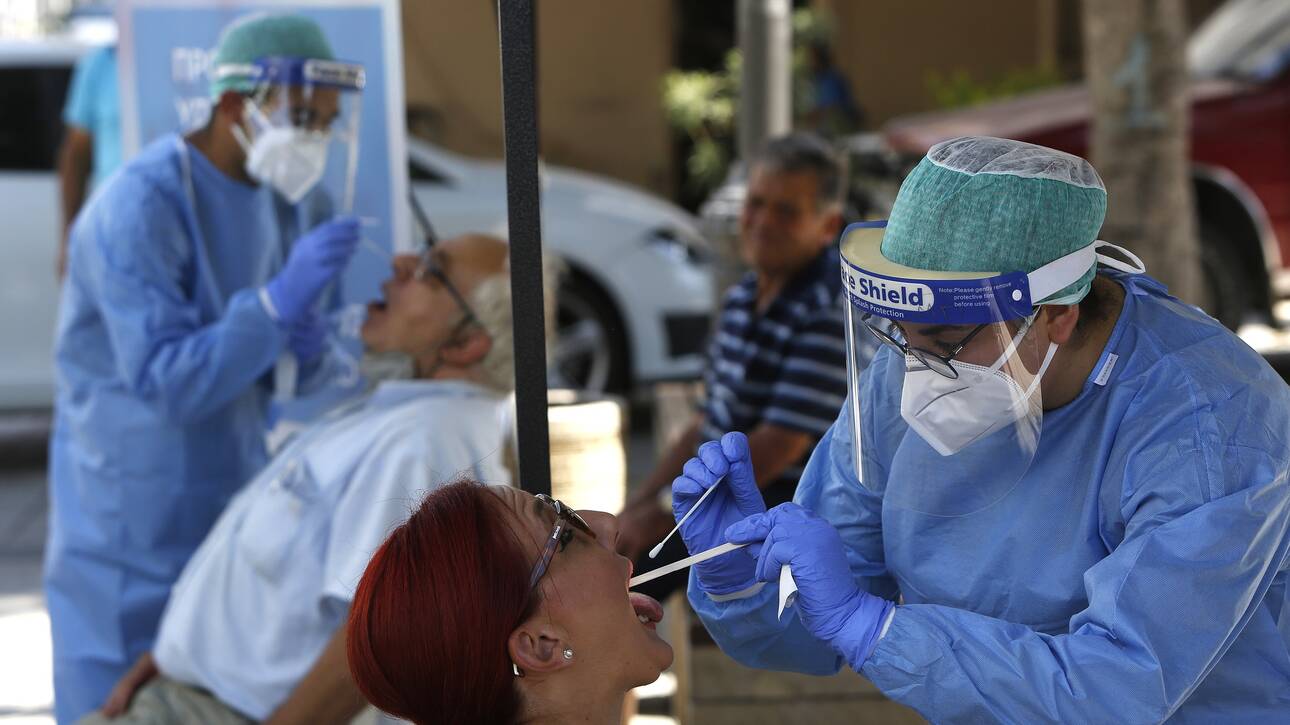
[752,132,848,208]
[469,253,563,393]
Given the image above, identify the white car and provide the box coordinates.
[0,38,85,411]
[409,140,714,392]
[0,40,713,412]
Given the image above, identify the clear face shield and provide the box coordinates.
[227,57,366,206]
[863,310,1054,457]
[840,222,1144,514]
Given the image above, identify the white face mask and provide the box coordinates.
[233,104,330,203]
[899,319,1058,457]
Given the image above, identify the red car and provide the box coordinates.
[865,0,1290,329]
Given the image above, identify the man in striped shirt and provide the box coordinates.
[619,133,877,596]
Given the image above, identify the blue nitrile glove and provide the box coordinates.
[286,310,327,364]
[266,216,361,326]
[727,503,895,670]
[671,431,766,595]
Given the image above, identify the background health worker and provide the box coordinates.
[674,137,1290,722]
[57,42,121,279]
[46,14,366,723]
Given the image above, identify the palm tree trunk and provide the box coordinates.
[1083,0,1203,305]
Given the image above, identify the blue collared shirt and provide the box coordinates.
[701,246,871,499]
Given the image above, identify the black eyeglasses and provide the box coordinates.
[527,494,596,591]
[863,315,988,380]
[415,246,481,330]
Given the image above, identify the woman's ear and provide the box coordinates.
[1042,303,1080,346]
[508,621,573,679]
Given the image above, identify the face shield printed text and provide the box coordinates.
[845,290,910,320]
[843,268,934,312]
[841,265,1034,324]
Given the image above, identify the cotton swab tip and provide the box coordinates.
[646,474,724,559]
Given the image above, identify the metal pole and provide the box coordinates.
[737,0,792,163]
[498,0,552,496]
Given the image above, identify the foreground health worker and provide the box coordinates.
[677,137,1290,722]
[347,482,674,725]
[47,14,366,723]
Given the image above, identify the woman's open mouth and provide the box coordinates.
[629,592,664,631]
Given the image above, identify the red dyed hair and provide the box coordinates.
[346,480,536,725]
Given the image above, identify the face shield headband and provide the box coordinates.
[214,56,367,96]
[839,221,1146,326]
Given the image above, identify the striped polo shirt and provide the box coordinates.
[700,246,875,504]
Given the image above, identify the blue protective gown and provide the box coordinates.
[691,271,1290,723]
[45,134,342,724]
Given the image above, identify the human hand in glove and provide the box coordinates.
[672,431,766,595]
[726,503,894,669]
[266,216,361,326]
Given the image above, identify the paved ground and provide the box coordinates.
[0,468,52,724]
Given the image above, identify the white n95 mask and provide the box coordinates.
[244,127,330,204]
[900,326,1058,457]
[233,105,331,203]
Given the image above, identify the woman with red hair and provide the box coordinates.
[346,480,673,724]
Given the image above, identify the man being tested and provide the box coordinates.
[673,137,1290,722]
[47,14,366,723]
[78,234,527,724]
[617,133,870,596]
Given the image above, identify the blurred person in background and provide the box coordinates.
[346,481,673,725]
[616,132,874,599]
[77,235,531,725]
[57,43,120,278]
[801,42,863,138]
[46,13,367,722]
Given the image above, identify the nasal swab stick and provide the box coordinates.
[629,542,744,588]
[361,237,391,261]
[649,475,724,559]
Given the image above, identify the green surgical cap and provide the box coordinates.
[882,136,1108,305]
[209,13,335,98]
